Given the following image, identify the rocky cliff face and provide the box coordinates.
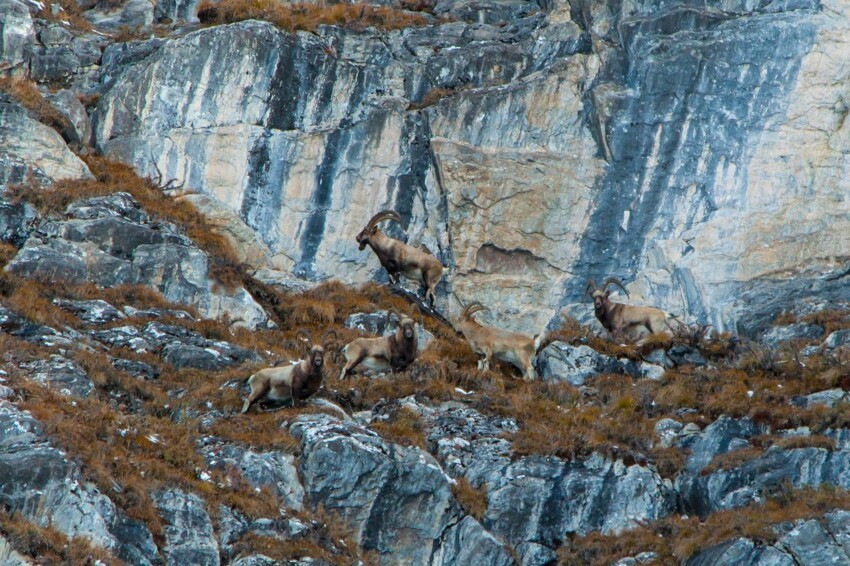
[3,0,850,564]
[88,0,850,336]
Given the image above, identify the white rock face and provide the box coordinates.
[0,0,34,71]
[0,101,93,188]
[92,4,850,336]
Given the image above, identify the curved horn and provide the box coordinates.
[295,329,313,343]
[601,278,629,297]
[461,301,489,320]
[386,307,403,324]
[365,210,401,230]
[321,329,339,346]
[585,279,598,297]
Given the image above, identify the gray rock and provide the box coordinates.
[654,418,683,448]
[666,345,708,367]
[200,440,304,511]
[0,0,34,71]
[39,23,73,46]
[53,298,126,324]
[677,416,760,473]
[45,89,93,146]
[687,538,794,566]
[0,305,69,347]
[0,198,37,247]
[19,355,93,398]
[0,100,92,190]
[29,45,81,81]
[8,193,269,329]
[84,0,154,29]
[110,358,159,381]
[790,388,849,409]
[777,518,850,564]
[430,516,514,566]
[153,489,219,566]
[761,323,824,346]
[680,429,850,518]
[516,541,558,566]
[0,533,30,565]
[825,329,850,349]
[0,400,158,562]
[535,342,664,386]
[344,310,435,351]
[290,413,513,565]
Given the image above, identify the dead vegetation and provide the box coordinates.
[0,511,118,565]
[197,0,431,33]
[2,157,849,562]
[558,486,850,565]
[0,77,70,132]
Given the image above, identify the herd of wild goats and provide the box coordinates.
[242,211,676,413]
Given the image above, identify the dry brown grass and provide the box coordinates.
[197,0,430,33]
[370,407,427,449]
[34,0,92,31]
[0,511,118,565]
[451,477,487,521]
[0,77,70,132]
[558,486,850,565]
[802,308,850,335]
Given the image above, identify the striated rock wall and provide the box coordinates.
[90,0,850,335]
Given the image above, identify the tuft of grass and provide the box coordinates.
[197,0,431,33]
[451,477,487,521]
[370,407,427,449]
[0,511,118,564]
[0,77,70,133]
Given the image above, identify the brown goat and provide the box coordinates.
[339,311,418,379]
[457,302,541,381]
[356,210,443,307]
[241,331,328,413]
[585,278,673,342]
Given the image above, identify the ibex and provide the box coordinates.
[356,210,443,307]
[585,278,673,342]
[241,330,332,413]
[339,309,418,379]
[457,302,541,381]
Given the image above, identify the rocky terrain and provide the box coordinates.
[2,0,850,564]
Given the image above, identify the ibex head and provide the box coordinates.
[297,330,325,369]
[387,308,415,341]
[461,301,489,321]
[356,210,401,251]
[585,278,629,311]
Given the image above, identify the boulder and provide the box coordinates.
[153,489,219,566]
[535,341,664,386]
[290,413,514,565]
[0,100,92,190]
[19,355,94,398]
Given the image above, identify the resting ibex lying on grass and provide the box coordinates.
[339,310,418,379]
[457,302,541,381]
[586,278,674,342]
[241,331,332,413]
[356,210,443,307]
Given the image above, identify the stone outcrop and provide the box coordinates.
[0,400,158,563]
[6,192,270,329]
[0,99,92,189]
[290,412,515,565]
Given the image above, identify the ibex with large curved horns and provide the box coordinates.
[585,278,673,341]
[457,301,541,381]
[241,330,332,413]
[355,210,444,307]
[338,308,418,379]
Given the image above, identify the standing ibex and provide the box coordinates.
[241,331,331,413]
[585,278,673,342]
[356,210,443,307]
[457,302,541,381]
[338,309,418,379]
